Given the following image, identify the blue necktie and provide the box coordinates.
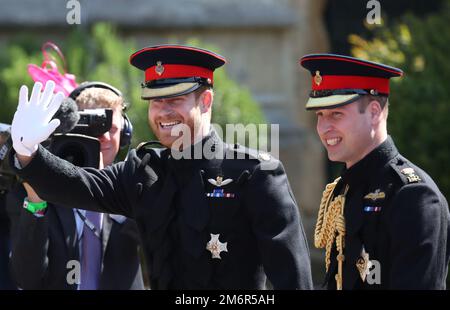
[79,211,102,290]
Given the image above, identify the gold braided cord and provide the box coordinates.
[314,177,340,269]
[314,178,348,289]
[314,178,338,248]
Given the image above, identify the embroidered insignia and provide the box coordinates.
[401,167,421,183]
[155,61,164,76]
[206,234,228,259]
[356,247,371,282]
[364,189,386,201]
[206,188,235,198]
[363,206,382,212]
[208,176,233,187]
[314,70,322,86]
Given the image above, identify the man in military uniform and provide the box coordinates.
[300,54,450,289]
[9,45,313,289]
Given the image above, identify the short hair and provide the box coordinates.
[75,88,123,110]
[358,95,389,113]
[194,85,213,100]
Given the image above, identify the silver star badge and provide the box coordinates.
[206,234,228,259]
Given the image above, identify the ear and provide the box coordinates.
[200,89,213,113]
[368,100,383,124]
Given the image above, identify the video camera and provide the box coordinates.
[50,108,113,168]
[0,108,113,191]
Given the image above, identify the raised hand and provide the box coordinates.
[11,81,64,157]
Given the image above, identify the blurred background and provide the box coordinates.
[0,0,448,288]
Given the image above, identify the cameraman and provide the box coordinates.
[6,83,145,290]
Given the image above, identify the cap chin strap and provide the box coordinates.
[141,77,211,88]
[309,88,388,98]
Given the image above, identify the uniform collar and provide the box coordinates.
[167,129,223,184]
[341,136,398,188]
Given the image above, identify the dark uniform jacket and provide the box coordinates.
[6,185,145,290]
[325,137,450,289]
[11,131,313,289]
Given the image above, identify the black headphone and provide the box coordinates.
[69,81,133,148]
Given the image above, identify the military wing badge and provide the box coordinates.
[208,176,233,187]
[363,189,386,201]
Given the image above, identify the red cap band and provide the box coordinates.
[145,64,213,83]
[312,75,390,94]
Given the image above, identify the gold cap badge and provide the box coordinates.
[155,61,164,76]
[314,70,322,86]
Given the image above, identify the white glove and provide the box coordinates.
[11,81,64,156]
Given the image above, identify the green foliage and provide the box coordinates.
[0,23,265,150]
[349,1,450,200]
[0,47,39,124]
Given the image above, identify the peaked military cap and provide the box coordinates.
[299,54,403,110]
[129,44,226,100]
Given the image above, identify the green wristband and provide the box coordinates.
[23,198,47,213]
